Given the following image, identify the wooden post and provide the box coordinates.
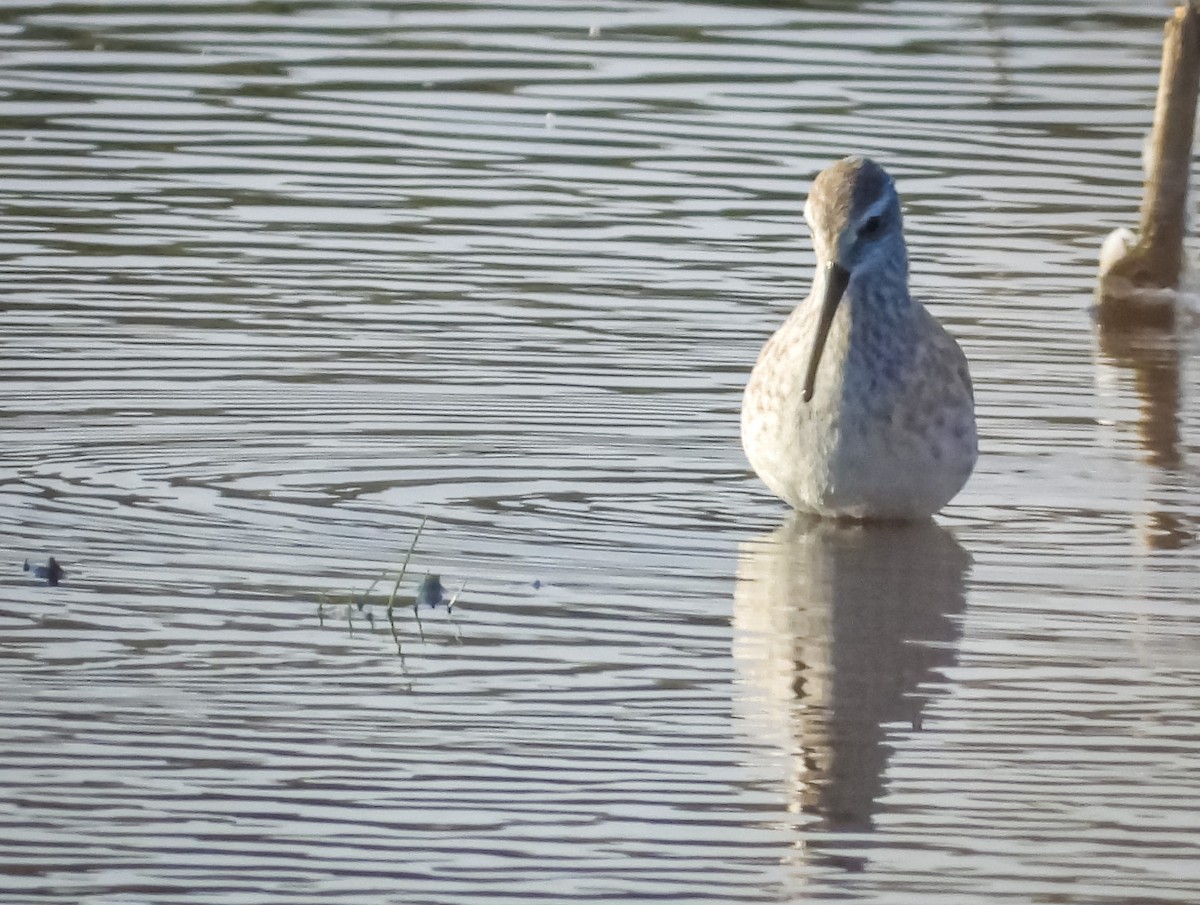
[1099,4,1200,323]
[1138,4,1199,284]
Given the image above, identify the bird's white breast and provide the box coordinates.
[742,293,976,519]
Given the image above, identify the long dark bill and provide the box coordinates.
[801,262,850,403]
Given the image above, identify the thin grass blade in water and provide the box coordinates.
[387,515,427,613]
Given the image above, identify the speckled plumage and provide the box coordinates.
[741,157,977,520]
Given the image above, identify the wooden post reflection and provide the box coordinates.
[1096,321,1182,471]
[1094,317,1192,549]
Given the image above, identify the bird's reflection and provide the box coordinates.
[732,515,968,862]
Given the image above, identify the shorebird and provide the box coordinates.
[741,156,977,520]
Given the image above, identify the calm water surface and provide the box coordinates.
[3,1,1200,902]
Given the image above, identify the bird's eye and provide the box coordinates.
[859,215,884,239]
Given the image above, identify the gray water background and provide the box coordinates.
[3,1,1200,902]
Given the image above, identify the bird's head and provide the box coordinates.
[800,156,908,402]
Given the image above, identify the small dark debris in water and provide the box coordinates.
[532,579,542,590]
[416,574,445,609]
[414,574,467,613]
[23,557,66,586]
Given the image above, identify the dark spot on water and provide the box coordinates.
[23,557,65,586]
[416,574,445,609]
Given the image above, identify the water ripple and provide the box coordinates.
[2,1,1200,903]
